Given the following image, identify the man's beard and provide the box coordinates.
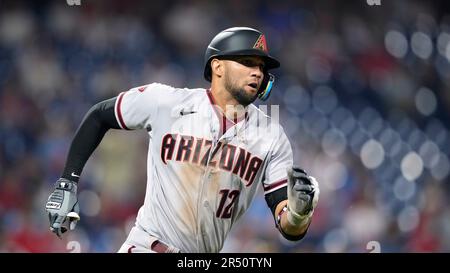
[224,73,258,107]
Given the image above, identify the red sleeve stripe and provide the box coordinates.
[263,179,287,195]
[115,92,129,130]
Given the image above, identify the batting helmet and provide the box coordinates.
[204,27,280,101]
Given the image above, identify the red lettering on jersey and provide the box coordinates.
[221,190,240,218]
[159,133,263,187]
[161,134,178,164]
[219,144,237,171]
[208,142,222,168]
[216,189,240,219]
[232,148,251,178]
[200,140,213,166]
[244,156,263,186]
[191,138,204,164]
[176,135,194,162]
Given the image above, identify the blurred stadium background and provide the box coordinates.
[1,0,450,252]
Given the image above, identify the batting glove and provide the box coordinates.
[286,167,320,226]
[45,178,80,238]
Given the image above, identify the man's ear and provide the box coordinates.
[211,58,224,79]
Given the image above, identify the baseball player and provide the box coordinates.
[45,27,320,253]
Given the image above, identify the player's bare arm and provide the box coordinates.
[274,200,310,237]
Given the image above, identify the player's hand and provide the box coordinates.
[286,167,320,225]
[45,178,80,238]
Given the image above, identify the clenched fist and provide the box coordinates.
[287,167,320,225]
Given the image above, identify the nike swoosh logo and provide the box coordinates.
[71,172,80,178]
[180,110,197,116]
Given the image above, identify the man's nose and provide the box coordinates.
[251,66,263,78]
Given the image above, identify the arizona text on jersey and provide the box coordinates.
[114,83,293,253]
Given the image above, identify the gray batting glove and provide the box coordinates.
[45,178,80,238]
[287,167,320,226]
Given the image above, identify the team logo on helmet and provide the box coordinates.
[253,34,268,52]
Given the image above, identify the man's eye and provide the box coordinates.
[241,59,261,67]
[241,60,253,66]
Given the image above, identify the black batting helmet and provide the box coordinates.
[203,27,280,100]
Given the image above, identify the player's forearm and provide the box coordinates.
[275,200,310,239]
[61,98,120,182]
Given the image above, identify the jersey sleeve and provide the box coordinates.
[114,83,177,130]
[262,125,293,195]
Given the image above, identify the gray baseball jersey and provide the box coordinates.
[114,83,293,253]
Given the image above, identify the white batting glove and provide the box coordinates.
[286,167,320,226]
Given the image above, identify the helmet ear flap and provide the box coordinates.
[258,72,275,101]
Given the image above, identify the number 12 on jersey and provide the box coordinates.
[216,189,240,219]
